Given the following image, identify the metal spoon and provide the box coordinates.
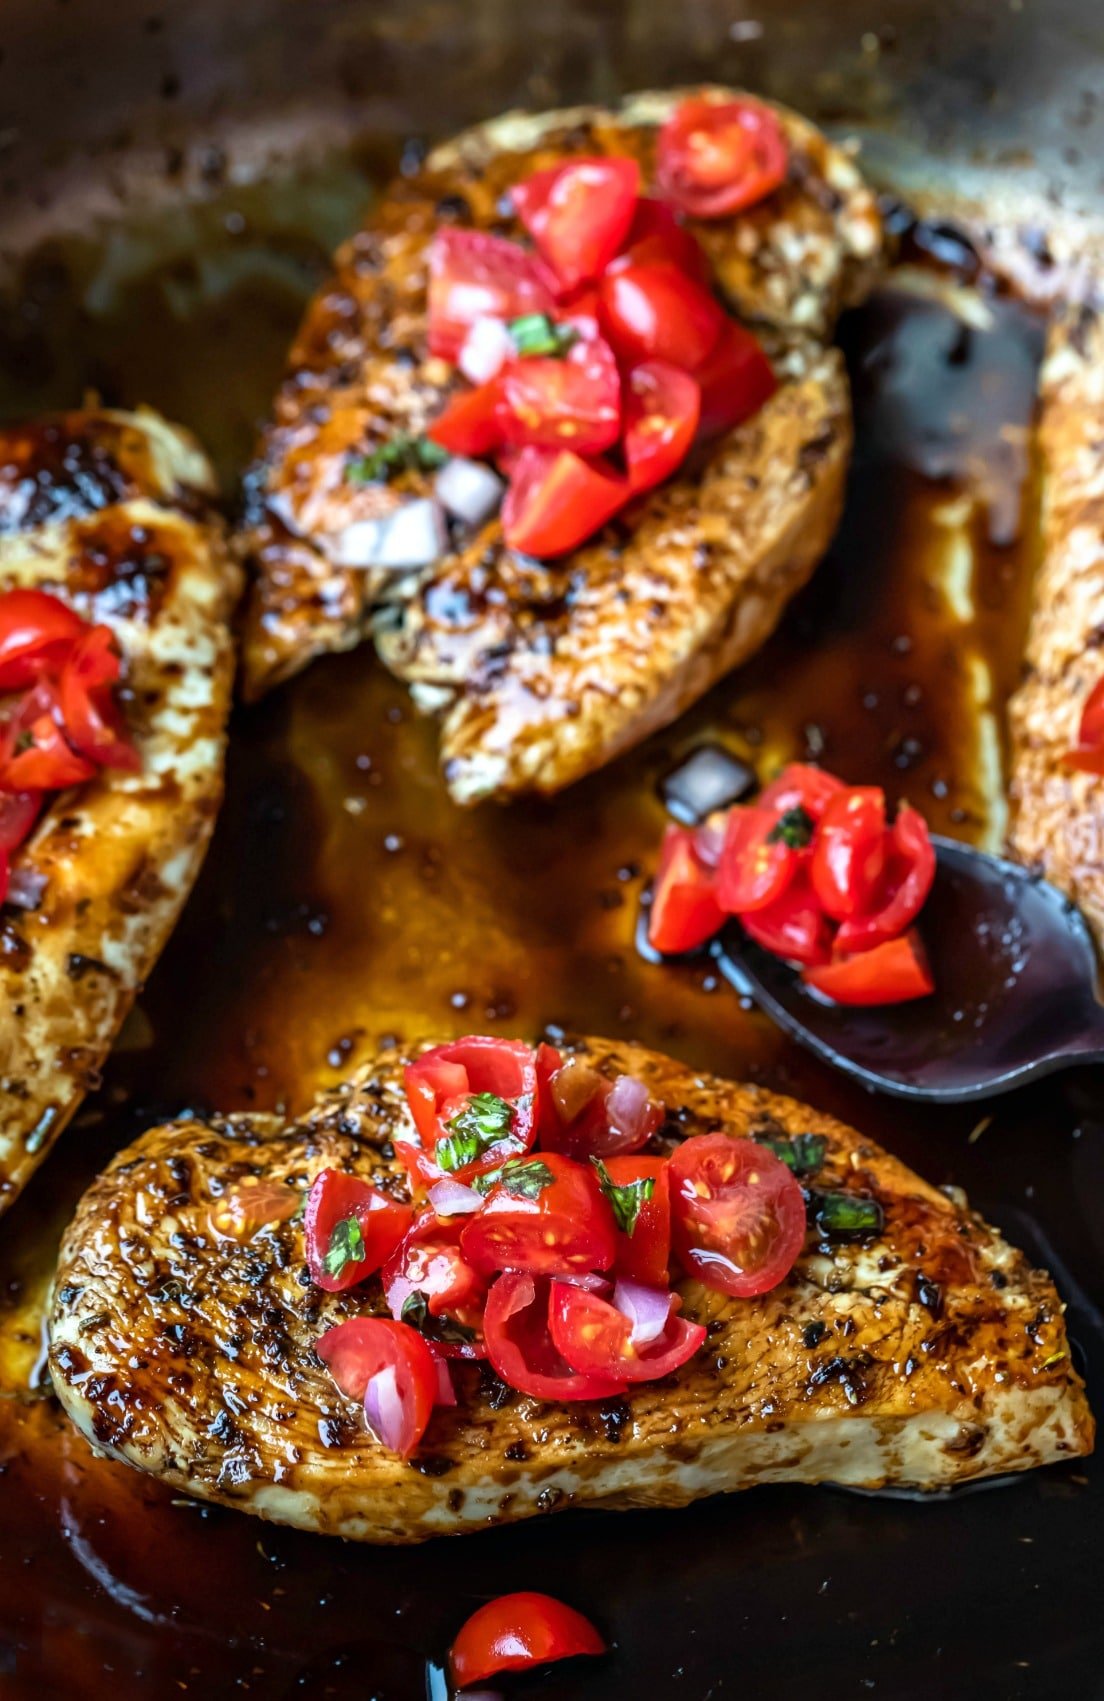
[713,836,1104,1102]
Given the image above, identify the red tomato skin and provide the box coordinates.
[501,446,627,557]
[810,787,887,921]
[758,763,846,823]
[481,1270,628,1401]
[511,155,640,291]
[715,804,799,915]
[611,196,712,285]
[427,380,505,457]
[834,805,936,954]
[803,930,935,1006]
[400,1036,539,1186]
[599,261,725,371]
[0,791,40,854]
[657,96,789,219]
[382,1207,486,1323]
[58,625,140,772]
[460,1152,618,1277]
[647,824,725,955]
[315,1318,437,1457]
[623,361,700,494]
[739,869,833,967]
[498,336,622,454]
[549,1281,706,1383]
[0,687,96,791]
[0,590,83,691]
[694,320,777,439]
[1064,677,1104,771]
[449,1591,606,1687]
[604,1156,672,1285]
[427,228,555,362]
[304,1168,412,1293]
[669,1133,807,1298]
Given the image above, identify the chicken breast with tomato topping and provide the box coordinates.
[0,407,240,1213]
[239,89,884,802]
[49,1035,1092,1543]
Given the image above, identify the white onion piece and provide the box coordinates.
[459,315,515,384]
[613,1278,675,1347]
[373,498,448,570]
[427,1178,483,1217]
[435,456,504,528]
[363,1364,408,1453]
[555,1272,611,1294]
[433,1359,457,1408]
[335,517,385,567]
[5,866,46,910]
[606,1073,652,1143]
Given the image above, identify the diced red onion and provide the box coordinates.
[425,1337,488,1361]
[455,1692,504,1701]
[459,315,515,384]
[434,456,504,528]
[433,1359,457,1407]
[427,1178,483,1217]
[363,1364,408,1453]
[606,1073,655,1149]
[5,866,46,910]
[693,812,728,870]
[613,1279,676,1347]
[373,498,448,569]
[555,1272,611,1294]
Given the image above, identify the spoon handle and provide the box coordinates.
[1064,1004,1104,1067]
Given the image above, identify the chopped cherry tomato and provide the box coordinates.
[657,96,789,219]
[450,1591,606,1687]
[0,685,95,791]
[647,824,725,954]
[694,319,777,439]
[427,379,505,457]
[304,1168,412,1292]
[550,1280,705,1383]
[758,763,846,823]
[427,228,555,362]
[315,1317,437,1457]
[599,261,725,371]
[739,869,833,967]
[501,446,627,558]
[399,1035,539,1187]
[715,804,800,914]
[541,1062,664,1161]
[499,335,622,453]
[0,791,39,854]
[604,1155,671,1285]
[512,155,640,292]
[804,929,934,1006]
[810,787,887,921]
[460,1151,617,1277]
[669,1133,806,1297]
[1064,676,1104,773]
[611,197,711,285]
[557,286,603,341]
[623,360,700,494]
[382,1206,486,1325]
[58,625,140,772]
[481,1270,628,1401]
[834,804,935,954]
[0,589,83,691]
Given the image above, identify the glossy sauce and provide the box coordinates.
[0,165,1100,1700]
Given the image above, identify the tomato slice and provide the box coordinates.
[427,228,555,362]
[0,685,95,791]
[715,804,801,914]
[449,1591,606,1687]
[315,1317,437,1457]
[604,1155,671,1286]
[803,929,934,1006]
[399,1036,539,1186]
[657,96,789,219]
[427,379,505,457]
[549,1280,705,1383]
[669,1133,806,1297]
[0,589,83,691]
[382,1206,486,1325]
[501,446,627,557]
[758,763,846,823]
[0,791,40,855]
[623,361,700,494]
[599,261,725,371]
[610,196,711,285]
[481,1270,628,1400]
[498,335,622,453]
[647,824,725,954]
[511,155,640,292]
[304,1168,412,1293]
[58,625,140,773]
[1064,676,1104,772]
[694,319,777,439]
[460,1151,617,1277]
[834,804,936,954]
[739,868,833,967]
[810,787,887,921]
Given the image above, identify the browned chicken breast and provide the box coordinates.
[0,407,240,1213]
[1008,303,1104,947]
[239,89,884,801]
[49,1036,1092,1544]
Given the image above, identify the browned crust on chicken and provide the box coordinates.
[1007,304,1104,946]
[49,1036,1092,1544]
[0,408,241,1212]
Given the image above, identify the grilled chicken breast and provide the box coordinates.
[0,407,240,1213]
[49,1036,1092,1544]
[239,88,884,800]
[1008,303,1104,947]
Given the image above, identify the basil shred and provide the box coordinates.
[508,312,578,358]
[593,1158,655,1236]
[754,1131,827,1178]
[472,1156,553,1200]
[809,1190,884,1240]
[323,1213,365,1278]
[767,804,815,849]
[436,1091,514,1173]
[400,1290,476,1343]
[346,433,448,485]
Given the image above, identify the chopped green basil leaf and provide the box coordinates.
[809,1190,884,1240]
[436,1091,515,1173]
[755,1131,827,1178]
[322,1213,365,1278]
[593,1158,656,1237]
[767,805,815,849]
[400,1289,476,1343]
[346,433,448,486]
[496,1157,554,1200]
[508,312,578,358]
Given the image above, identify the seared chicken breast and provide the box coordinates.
[50,1036,1092,1544]
[239,89,884,800]
[0,407,240,1213]
[1008,303,1104,948]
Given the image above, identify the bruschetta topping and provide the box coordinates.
[1063,674,1104,774]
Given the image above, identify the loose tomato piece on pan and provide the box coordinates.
[461,1152,617,1277]
[498,335,622,453]
[758,762,846,823]
[315,1317,437,1457]
[657,96,789,219]
[0,686,95,791]
[804,929,934,1006]
[481,1270,628,1401]
[512,155,640,291]
[739,869,833,967]
[647,823,725,955]
[304,1168,412,1292]
[382,1207,486,1325]
[622,360,700,494]
[427,379,505,457]
[58,625,140,772]
[669,1133,806,1297]
[834,804,936,954]
[0,589,83,691]
[715,804,802,915]
[694,319,777,439]
[450,1591,606,1687]
[599,260,725,371]
[1064,676,1104,773]
[549,1280,705,1383]
[427,228,555,362]
[501,445,627,557]
[810,787,887,921]
[611,196,711,284]
[604,1154,671,1286]
[399,1035,539,1186]
[0,791,40,854]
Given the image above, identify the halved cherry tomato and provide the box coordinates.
[461,1151,617,1277]
[647,823,725,955]
[599,261,725,371]
[427,379,505,457]
[604,1154,671,1285]
[0,589,83,691]
[1064,676,1104,774]
[739,868,833,967]
[803,929,934,1006]
[694,319,777,439]
[304,1168,412,1293]
[315,1317,437,1457]
[550,1280,705,1383]
[427,228,555,362]
[657,96,789,219]
[399,1035,539,1187]
[501,446,627,557]
[0,791,39,853]
[758,762,846,823]
[58,625,140,772]
[512,156,640,292]
[834,804,935,954]
[810,787,887,921]
[499,335,621,453]
[715,804,800,914]
[623,360,700,494]
[450,1591,606,1687]
[382,1206,486,1325]
[669,1133,806,1297]
[610,197,711,285]
[481,1270,628,1401]
[0,685,95,791]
